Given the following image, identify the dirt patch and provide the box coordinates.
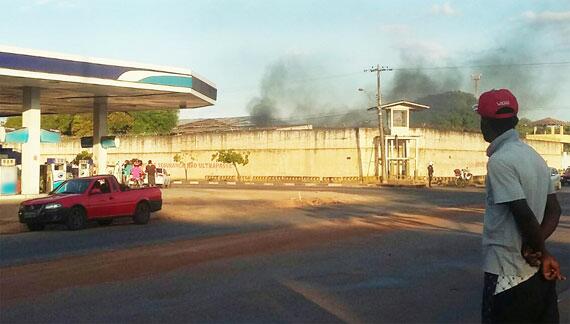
[0,200,24,235]
[155,188,372,226]
[0,188,374,234]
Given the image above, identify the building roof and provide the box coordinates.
[0,46,217,117]
[174,117,254,133]
[174,117,316,134]
[529,118,569,127]
[380,100,430,110]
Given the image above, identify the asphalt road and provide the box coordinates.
[1,186,569,323]
[0,186,489,267]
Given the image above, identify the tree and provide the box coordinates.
[211,150,250,181]
[3,110,179,136]
[71,114,93,137]
[72,151,93,165]
[516,118,534,138]
[3,115,74,135]
[108,112,135,134]
[131,111,179,135]
[173,152,194,182]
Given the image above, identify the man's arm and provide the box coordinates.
[508,198,565,280]
[508,199,544,256]
[541,193,561,240]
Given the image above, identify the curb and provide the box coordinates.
[174,181,430,189]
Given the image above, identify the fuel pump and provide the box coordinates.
[46,158,67,190]
[78,160,92,177]
[0,158,18,195]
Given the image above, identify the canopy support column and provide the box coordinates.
[21,87,41,195]
[93,97,108,175]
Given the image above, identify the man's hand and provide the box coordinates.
[541,251,566,281]
[521,243,542,267]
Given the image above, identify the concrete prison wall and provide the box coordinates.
[5,128,563,181]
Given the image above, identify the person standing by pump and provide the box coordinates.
[146,160,157,187]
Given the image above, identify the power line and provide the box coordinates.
[393,61,570,71]
[221,61,570,94]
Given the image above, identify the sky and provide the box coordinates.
[1,0,569,121]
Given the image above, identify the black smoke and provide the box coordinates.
[385,16,569,115]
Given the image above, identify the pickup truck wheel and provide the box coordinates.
[133,202,150,225]
[67,206,87,230]
[26,223,45,231]
[97,219,113,226]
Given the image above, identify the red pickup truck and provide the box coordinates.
[19,175,162,231]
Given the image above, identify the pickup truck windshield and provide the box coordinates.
[52,179,92,194]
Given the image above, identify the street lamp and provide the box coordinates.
[358,88,376,110]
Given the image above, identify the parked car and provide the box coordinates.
[143,167,171,188]
[19,175,162,231]
[550,167,561,191]
[561,167,570,186]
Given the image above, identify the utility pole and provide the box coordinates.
[471,73,482,98]
[365,64,392,184]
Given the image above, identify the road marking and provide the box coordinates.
[208,181,219,185]
[226,182,237,185]
[280,279,363,324]
[173,180,183,184]
[284,183,295,186]
[327,183,343,187]
[189,181,199,185]
[305,183,317,186]
[263,183,274,186]
[244,182,255,185]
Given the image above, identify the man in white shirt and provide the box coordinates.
[475,89,565,323]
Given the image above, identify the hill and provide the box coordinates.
[411,91,478,132]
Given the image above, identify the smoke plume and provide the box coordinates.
[247,12,569,125]
[247,57,362,127]
[385,15,569,116]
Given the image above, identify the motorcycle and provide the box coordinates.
[454,168,472,187]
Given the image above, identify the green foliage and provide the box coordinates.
[411,91,479,132]
[211,150,250,166]
[43,114,75,135]
[3,116,22,128]
[72,151,93,165]
[174,152,195,181]
[4,110,178,136]
[131,111,179,135]
[516,118,533,138]
[173,153,194,164]
[71,114,93,137]
[211,150,250,180]
[5,114,75,135]
[108,112,135,134]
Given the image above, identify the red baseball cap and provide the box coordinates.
[474,89,519,119]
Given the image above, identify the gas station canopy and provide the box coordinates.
[0,46,217,195]
[0,46,217,116]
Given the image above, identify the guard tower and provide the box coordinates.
[381,101,429,179]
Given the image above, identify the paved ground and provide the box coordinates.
[1,185,569,323]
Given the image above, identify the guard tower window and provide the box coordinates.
[393,110,407,127]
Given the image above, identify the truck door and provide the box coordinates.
[87,179,117,218]
[109,176,131,215]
